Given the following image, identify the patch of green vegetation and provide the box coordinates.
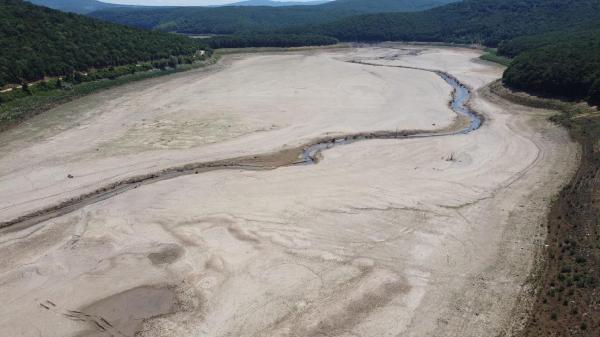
[490,81,593,117]
[502,27,600,106]
[0,56,218,131]
[89,0,458,35]
[0,0,208,87]
[479,49,511,66]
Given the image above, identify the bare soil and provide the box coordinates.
[0,45,580,337]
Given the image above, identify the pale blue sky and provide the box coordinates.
[103,0,317,5]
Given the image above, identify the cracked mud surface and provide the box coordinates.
[0,45,578,337]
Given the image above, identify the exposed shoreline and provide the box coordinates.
[490,81,599,337]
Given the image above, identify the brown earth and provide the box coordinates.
[492,82,600,337]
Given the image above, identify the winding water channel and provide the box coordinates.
[0,61,482,232]
[302,62,481,163]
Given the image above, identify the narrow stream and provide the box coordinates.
[301,65,481,164]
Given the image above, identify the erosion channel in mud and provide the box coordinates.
[0,61,481,232]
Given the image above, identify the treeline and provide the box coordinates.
[206,34,338,49]
[0,0,208,87]
[88,0,457,35]
[309,0,458,12]
[92,6,352,34]
[302,0,600,47]
[497,26,600,57]
[502,28,600,106]
[0,55,197,104]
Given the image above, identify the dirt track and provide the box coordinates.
[0,45,578,336]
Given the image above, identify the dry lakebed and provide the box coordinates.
[0,45,578,337]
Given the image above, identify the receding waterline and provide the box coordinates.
[301,64,481,164]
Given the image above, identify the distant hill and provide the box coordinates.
[26,0,122,14]
[89,0,459,34]
[307,0,600,46]
[228,0,331,6]
[320,0,456,12]
[0,0,205,86]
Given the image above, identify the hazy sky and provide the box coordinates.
[102,0,317,5]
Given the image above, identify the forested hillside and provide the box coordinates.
[319,0,456,12]
[0,0,206,87]
[497,25,600,57]
[307,0,600,46]
[91,6,354,33]
[89,0,458,34]
[502,28,600,106]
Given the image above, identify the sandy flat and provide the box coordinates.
[0,51,452,222]
[0,46,578,337]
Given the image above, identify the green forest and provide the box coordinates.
[502,28,600,106]
[497,25,600,57]
[304,0,600,46]
[0,0,207,87]
[88,0,457,34]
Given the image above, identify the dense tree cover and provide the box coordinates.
[89,0,458,34]
[206,33,338,49]
[497,25,600,57]
[304,0,600,46]
[318,0,457,12]
[0,54,199,104]
[91,6,351,34]
[503,28,600,106]
[0,0,208,87]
